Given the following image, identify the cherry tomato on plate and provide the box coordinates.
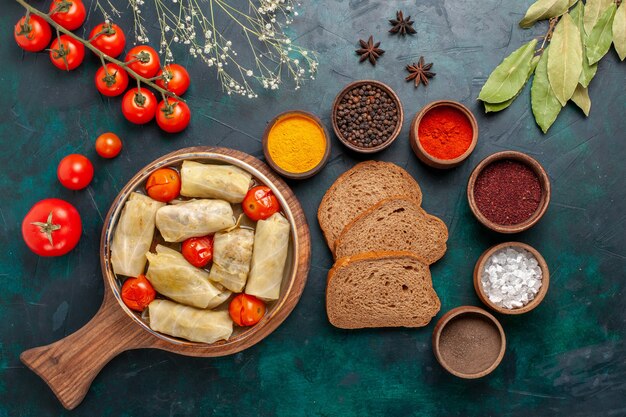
[14,15,52,52]
[181,236,214,268]
[156,99,191,133]
[49,35,85,71]
[95,132,122,158]
[89,23,126,58]
[242,186,280,221]
[125,45,160,78]
[22,199,82,257]
[145,168,181,202]
[121,275,156,312]
[95,63,129,97]
[121,87,157,124]
[229,294,266,327]
[155,64,190,96]
[49,0,86,31]
[57,154,94,190]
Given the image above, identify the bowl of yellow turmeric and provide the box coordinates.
[262,110,331,180]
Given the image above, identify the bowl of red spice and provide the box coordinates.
[467,151,551,233]
[410,100,478,169]
[332,80,404,154]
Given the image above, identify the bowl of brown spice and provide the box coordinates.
[467,151,551,233]
[331,80,404,154]
[432,306,506,379]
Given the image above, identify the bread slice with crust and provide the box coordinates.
[317,161,423,250]
[326,251,440,329]
[333,197,448,264]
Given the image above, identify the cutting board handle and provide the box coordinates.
[20,292,151,410]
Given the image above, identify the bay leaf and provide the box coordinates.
[587,3,617,64]
[484,55,540,113]
[520,0,570,28]
[568,0,578,6]
[612,1,626,60]
[478,39,538,103]
[570,2,599,86]
[532,48,563,133]
[583,0,613,35]
[570,84,591,116]
[547,13,583,106]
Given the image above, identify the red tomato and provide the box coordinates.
[49,35,85,71]
[181,236,214,268]
[14,15,52,52]
[155,64,190,96]
[49,0,86,31]
[89,23,126,58]
[155,99,191,133]
[22,199,82,257]
[95,132,122,158]
[145,168,181,202]
[125,45,160,78]
[242,186,280,221]
[229,294,266,326]
[57,154,94,190]
[95,63,129,97]
[121,275,156,312]
[121,87,157,124]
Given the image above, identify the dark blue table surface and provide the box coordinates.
[1,0,625,416]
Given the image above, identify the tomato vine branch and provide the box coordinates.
[15,0,184,102]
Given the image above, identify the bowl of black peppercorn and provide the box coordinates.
[331,80,404,154]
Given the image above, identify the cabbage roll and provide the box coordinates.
[111,192,165,277]
[209,228,255,292]
[155,199,235,242]
[180,161,252,203]
[148,299,233,344]
[245,213,290,301]
[146,245,230,309]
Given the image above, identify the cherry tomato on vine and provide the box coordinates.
[49,35,85,71]
[14,15,52,52]
[95,63,129,97]
[121,87,157,124]
[22,199,82,257]
[57,154,94,190]
[155,64,190,96]
[229,294,266,327]
[121,275,155,312]
[181,236,214,268]
[242,186,280,221]
[49,0,86,31]
[95,132,122,158]
[125,45,160,78]
[89,23,126,58]
[155,99,191,133]
[145,168,181,202]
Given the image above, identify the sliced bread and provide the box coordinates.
[317,161,423,250]
[334,197,448,264]
[326,251,441,329]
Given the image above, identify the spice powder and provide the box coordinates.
[418,106,473,160]
[474,160,542,225]
[267,114,326,174]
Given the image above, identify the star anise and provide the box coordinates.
[356,36,385,66]
[389,11,416,36]
[405,56,435,88]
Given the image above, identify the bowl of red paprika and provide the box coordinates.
[410,100,478,169]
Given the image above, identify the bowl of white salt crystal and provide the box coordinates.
[473,242,549,315]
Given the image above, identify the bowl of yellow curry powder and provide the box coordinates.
[263,110,330,180]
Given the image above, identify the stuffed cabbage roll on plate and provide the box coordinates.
[209,228,255,292]
[148,299,233,344]
[111,192,165,277]
[246,213,291,301]
[155,199,235,242]
[146,245,230,309]
[180,161,252,203]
